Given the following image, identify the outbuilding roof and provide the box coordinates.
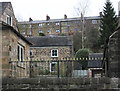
[26,36,72,47]
[88,53,103,68]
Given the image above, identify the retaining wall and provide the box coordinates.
[2,77,120,91]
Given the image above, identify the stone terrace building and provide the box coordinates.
[27,36,73,60]
[18,15,101,37]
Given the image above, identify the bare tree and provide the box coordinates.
[74,0,89,49]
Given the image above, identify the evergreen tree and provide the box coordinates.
[99,0,118,47]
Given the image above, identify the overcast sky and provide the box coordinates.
[1,0,120,21]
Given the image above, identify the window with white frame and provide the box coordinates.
[39,23,43,27]
[23,31,26,35]
[50,62,57,72]
[74,21,79,24]
[92,20,97,24]
[30,49,32,56]
[17,44,24,61]
[56,22,59,25]
[65,22,68,24]
[51,49,58,57]
[6,15,12,26]
[48,29,50,33]
[56,29,60,33]
[30,31,32,35]
[39,30,43,33]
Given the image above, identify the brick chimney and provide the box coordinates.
[64,14,67,19]
[46,14,50,21]
[99,12,103,17]
[29,17,33,22]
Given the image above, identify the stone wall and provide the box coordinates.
[2,28,30,77]
[31,46,72,60]
[2,77,120,90]
[108,29,120,77]
[1,2,18,31]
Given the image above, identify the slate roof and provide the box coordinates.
[18,16,101,24]
[26,36,72,47]
[88,53,103,68]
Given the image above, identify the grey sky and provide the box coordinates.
[1,0,120,21]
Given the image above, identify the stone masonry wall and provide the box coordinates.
[108,29,120,77]
[1,3,18,31]
[2,29,30,77]
[2,77,120,90]
[31,46,72,60]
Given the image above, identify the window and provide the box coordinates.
[23,31,26,35]
[56,29,60,33]
[6,15,12,26]
[30,49,32,56]
[65,22,68,24]
[48,29,50,33]
[50,62,57,72]
[74,28,78,31]
[92,20,97,24]
[74,21,79,24]
[39,23,43,27]
[17,44,24,61]
[65,29,68,32]
[51,49,58,57]
[30,31,32,35]
[56,22,59,25]
[39,30,43,33]
[29,24,32,28]
[47,23,49,25]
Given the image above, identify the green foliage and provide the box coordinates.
[75,49,90,58]
[86,28,100,52]
[99,1,118,47]
[75,49,92,69]
[39,33,45,36]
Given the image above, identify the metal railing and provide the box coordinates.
[9,57,104,78]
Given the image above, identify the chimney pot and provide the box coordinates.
[99,12,102,17]
[29,18,33,22]
[46,14,50,21]
[64,14,67,19]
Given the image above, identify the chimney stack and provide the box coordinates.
[46,14,50,21]
[29,17,33,22]
[99,12,102,17]
[64,14,67,19]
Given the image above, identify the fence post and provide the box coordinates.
[57,61,59,78]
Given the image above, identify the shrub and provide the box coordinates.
[75,49,92,69]
[39,33,45,36]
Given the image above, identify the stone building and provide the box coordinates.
[18,15,101,37]
[0,2,32,77]
[27,36,73,60]
[0,2,18,31]
[108,27,120,78]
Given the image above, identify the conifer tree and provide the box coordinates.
[99,0,118,47]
